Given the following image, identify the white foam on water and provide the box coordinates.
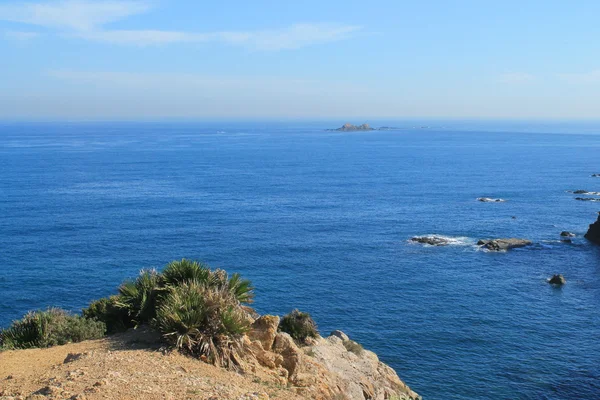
[408,235,475,246]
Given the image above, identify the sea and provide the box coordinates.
[1,120,599,399]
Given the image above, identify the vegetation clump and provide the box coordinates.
[82,295,133,334]
[343,339,364,356]
[0,308,105,350]
[279,309,319,343]
[83,259,255,368]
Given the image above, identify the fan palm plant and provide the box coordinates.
[155,282,250,369]
[117,269,163,325]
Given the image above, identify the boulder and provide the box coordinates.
[549,274,566,285]
[560,231,576,237]
[477,238,532,251]
[584,213,600,245]
[248,315,280,350]
[410,236,451,246]
[329,330,349,342]
[272,332,302,379]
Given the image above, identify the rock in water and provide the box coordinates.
[572,190,600,195]
[560,231,576,237]
[477,197,506,202]
[410,236,452,246]
[328,123,375,132]
[549,274,566,285]
[584,213,600,244]
[477,238,532,251]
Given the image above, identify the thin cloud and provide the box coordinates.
[499,72,536,84]
[4,30,39,40]
[47,69,369,93]
[0,0,150,31]
[74,24,362,50]
[0,1,361,50]
[558,70,600,84]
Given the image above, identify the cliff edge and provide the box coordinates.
[0,318,420,400]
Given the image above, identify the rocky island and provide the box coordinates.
[328,123,376,132]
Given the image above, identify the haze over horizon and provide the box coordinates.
[1,0,600,120]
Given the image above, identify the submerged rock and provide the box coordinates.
[575,197,600,202]
[560,231,576,237]
[477,238,532,251]
[548,274,566,285]
[584,213,600,244]
[477,197,506,202]
[592,174,600,177]
[410,236,452,246]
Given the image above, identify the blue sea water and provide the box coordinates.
[1,121,599,399]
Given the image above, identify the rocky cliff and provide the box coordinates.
[0,317,420,400]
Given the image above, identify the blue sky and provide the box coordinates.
[1,0,599,120]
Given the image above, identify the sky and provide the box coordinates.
[1,0,599,120]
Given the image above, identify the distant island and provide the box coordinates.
[328,123,375,132]
[327,123,404,132]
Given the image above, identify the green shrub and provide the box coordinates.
[1,259,255,366]
[0,308,105,350]
[162,260,254,305]
[162,259,211,286]
[154,282,250,369]
[117,269,163,325]
[82,296,133,334]
[279,309,319,343]
[343,339,364,356]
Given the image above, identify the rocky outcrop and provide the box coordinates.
[572,190,600,195]
[329,123,375,132]
[560,231,576,237]
[477,238,532,251]
[584,213,600,245]
[245,320,420,400]
[548,274,566,285]
[248,315,280,350]
[477,197,506,202]
[410,236,452,246]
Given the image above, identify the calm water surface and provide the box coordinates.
[1,121,599,399]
